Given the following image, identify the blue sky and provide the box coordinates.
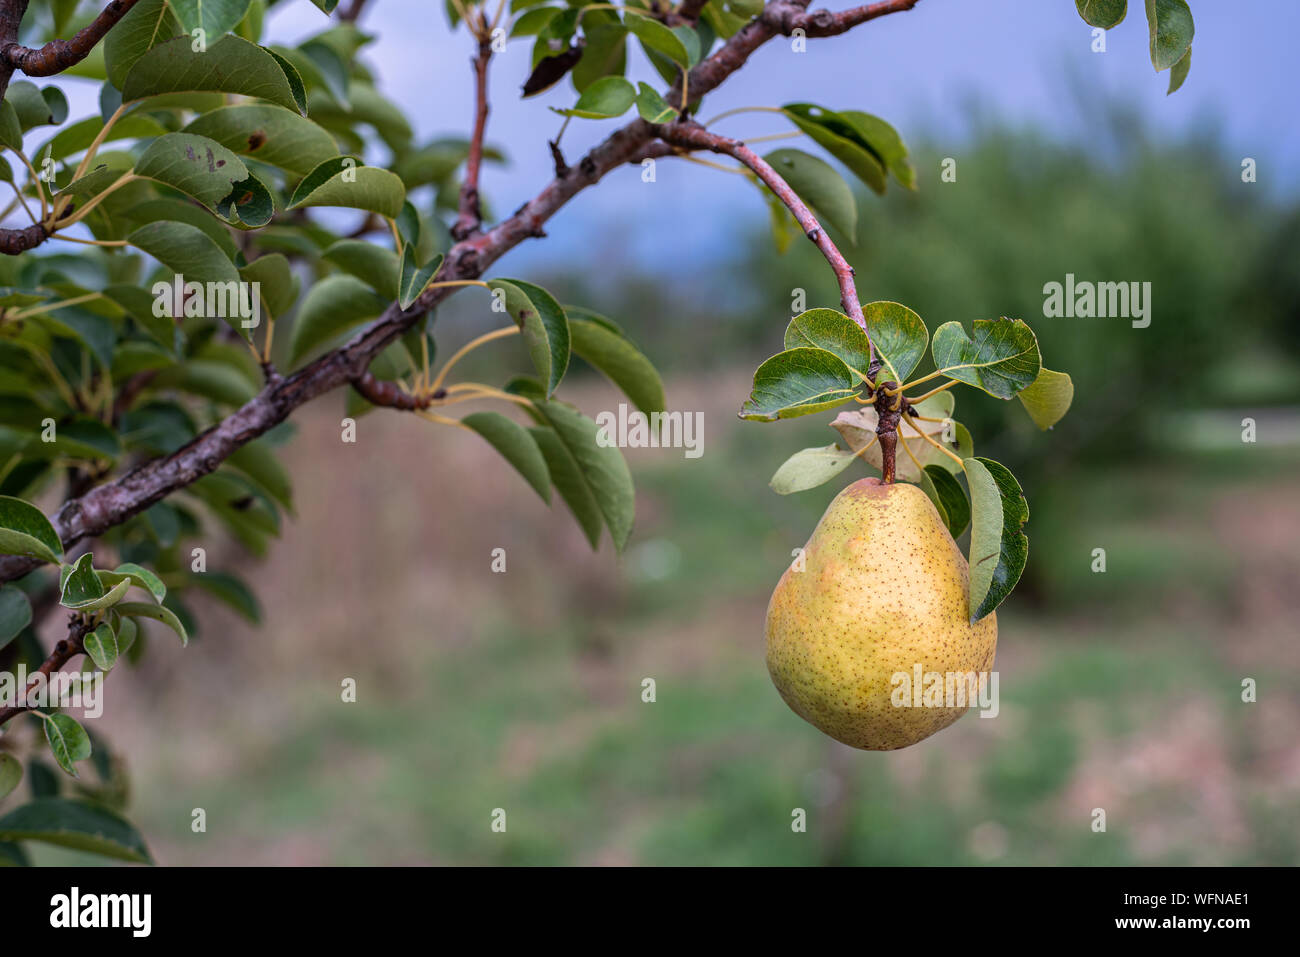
[47,1,1300,269]
[264,0,1293,268]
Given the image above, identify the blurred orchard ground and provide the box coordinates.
[33,107,1300,866]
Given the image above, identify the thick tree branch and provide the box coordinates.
[655,121,869,335]
[0,0,923,584]
[0,0,31,102]
[1,0,141,77]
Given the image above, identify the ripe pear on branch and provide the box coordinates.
[745,306,1063,749]
[766,477,997,750]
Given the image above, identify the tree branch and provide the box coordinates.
[654,120,869,335]
[339,0,371,23]
[453,31,493,241]
[765,0,922,37]
[0,0,923,584]
[1,0,141,78]
[351,371,435,410]
[0,613,90,728]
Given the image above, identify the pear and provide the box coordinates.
[766,477,996,750]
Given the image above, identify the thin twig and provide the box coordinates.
[654,120,871,342]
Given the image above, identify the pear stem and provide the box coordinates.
[873,380,902,483]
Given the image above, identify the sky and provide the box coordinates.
[45,1,1300,270]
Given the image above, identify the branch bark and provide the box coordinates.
[0,0,923,584]
[765,0,922,37]
[654,120,869,334]
[452,32,493,241]
[0,614,90,728]
[1,0,141,78]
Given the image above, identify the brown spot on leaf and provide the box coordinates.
[247,130,268,150]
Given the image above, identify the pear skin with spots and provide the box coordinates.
[766,477,997,750]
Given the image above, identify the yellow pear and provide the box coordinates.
[766,477,996,750]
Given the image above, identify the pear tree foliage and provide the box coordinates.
[0,0,1195,863]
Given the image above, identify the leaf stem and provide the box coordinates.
[442,382,535,408]
[904,379,958,404]
[901,415,964,467]
[7,292,103,321]
[428,324,519,393]
[702,105,786,126]
[52,172,138,228]
[415,409,473,430]
[68,103,128,193]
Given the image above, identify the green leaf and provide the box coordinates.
[97,563,166,602]
[398,249,443,310]
[1017,367,1074,430]
[0,798,153,863]
[1167,44,1191,94]
[487,279,570,396]
[534,401,635,551]
[1075,0,1127,29]
[83,621,119,672]
[240,254,299,320]
[921,464,970,539]
[182,104,338,175]
[61,554,130,611]
[0,584,32,650]
[104,0,181,88]
[739,347,859,422]
[134,131,250,207]
[0,102,22,151]
[634,82,677,123]
[287,156,405,219]
[769,444,860,495]
[288,275,387,366]
[323,240,399,300]
[963,456,1028,622]
[624,12,690,68]
[762,149,857,242]
[122,35,302,113]
[28,415,121,462]
[117,600,189,647]
[838,111,915,190]
[42,714,92,778]
[862,300,928,384]
[37,113,167,163]
[572,21,627,92]
[128,220,240,285]
[169,0,254,39]
[193,571,260,622]
[782,103,887,195]
[0,495,63,563]
[5,81,67,131]
[783,308,873,382]
[552,76,635,119]
[0,754,20,800]
[226,439,292,510]
[568,315,666,415]
[930,317,1042,398]
[530,425,602,548]
[1144,0,1193,72]
[462,411,551,503]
